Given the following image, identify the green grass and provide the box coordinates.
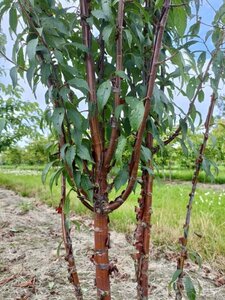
[155,165,225,184]
[0,169,224,270]
[0,164,44,171]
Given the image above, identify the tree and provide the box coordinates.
[0,83,42,152]
[1,0,225,299]
[1,145,23,165]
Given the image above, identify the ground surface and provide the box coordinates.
[0,187,224,300]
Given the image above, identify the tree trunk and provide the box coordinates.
[60,175,83,299]
[94,212,111,299]
[135,133,154,299]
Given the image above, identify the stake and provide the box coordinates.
[175,93,216,299]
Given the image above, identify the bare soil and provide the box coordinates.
[0,187,224,300]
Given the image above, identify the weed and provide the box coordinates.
[18,201,34,214]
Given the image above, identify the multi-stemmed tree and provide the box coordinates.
[1,0,225,299]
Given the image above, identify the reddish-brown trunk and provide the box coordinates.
[92,165,111,299]
[135,133,154,299]
[94,212,111,300]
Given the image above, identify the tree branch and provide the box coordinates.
[0,50,27,71]
[105,0,171,213]
[104,0,125,170]
[80,0,103,169]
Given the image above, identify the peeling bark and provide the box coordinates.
[134,133,154,299]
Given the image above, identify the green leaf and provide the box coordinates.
[114,168,129,191]
[186,78,196,100]
[115,70,130,81]
[67,78,89,92]
[49,167,63,193]
[77,144,93,162]
[26,64,35,89]
[74,170,81,187]
[102,0,112,20]
[41,63,51,84]
[52,107,65,134]
[189,251,202,269]
[102,25,113,44]
[189,21,200,36]
[60,143,69,160]
[42,161,55,184]
[184,276,196,300]
[65,146,75,168]
[115,135,127,164]
[197,52,206,71]
[92,10,107,19]
[179,139,188,156]
[126,97,144,131]
[0,118,5,134]
[97,80,111,111]
[56,240,63,257]
[67,109,82,130]
[141,145,151,162]
[168,269,182,291]
[81,174,93,201]
[54,49,63,63]
[198,90,204,103]
[17,47,25,69]
[124,29,132,48]
[10,66,17,88]
[174,7,187,37]
[27,38,38,61]
[9,5,17,34]
[115,104,124,119]
[180,120,188,139]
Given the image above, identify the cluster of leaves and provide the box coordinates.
[0,1,223,190]
[155,118,225,175]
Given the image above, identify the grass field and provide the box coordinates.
[0,168,224,270]
[156,166,225,184]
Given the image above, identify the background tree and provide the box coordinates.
[1,0,225,299]
[0,83,43,152]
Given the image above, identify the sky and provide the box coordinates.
[0,0,224,119]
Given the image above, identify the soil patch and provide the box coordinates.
[0,187,224,299]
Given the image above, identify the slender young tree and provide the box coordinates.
[1,0,225,299]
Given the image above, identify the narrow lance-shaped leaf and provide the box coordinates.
[184,276,196,300]
[97,80,111,111]
[10,66,17,88]
[9,5,18,34]
[52,107,65,135]
[0,118,5,134]
[27,38,38,61]
[42,161,55,184]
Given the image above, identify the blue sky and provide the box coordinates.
[0,0,224,118]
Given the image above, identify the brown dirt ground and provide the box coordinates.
[0,187,224,300]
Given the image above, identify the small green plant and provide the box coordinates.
[18,201,34,214]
